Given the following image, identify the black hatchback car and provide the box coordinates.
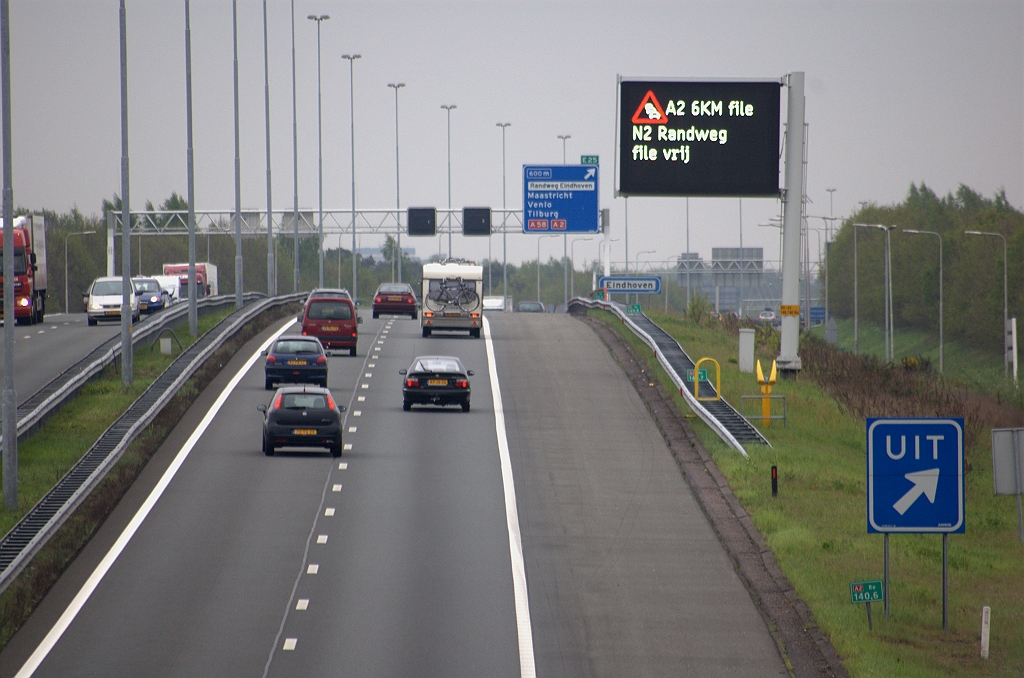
[263,336,329,390]
[258,385,346,457]
[399,355,474,412]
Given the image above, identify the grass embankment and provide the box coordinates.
[0,302,300,650]
[592,309,1024,678]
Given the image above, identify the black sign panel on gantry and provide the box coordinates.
[619,80,781,197]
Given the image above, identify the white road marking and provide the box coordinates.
[13,319,300,678]
[332,484,342,492]
[377,340,384,344]
[22,335,30,339]
[296,599,309,611]
[36,330,44,334]
[306,564,319,574]
[353,411,361,416]
[348,426,357,432]
[368,363,375,368]
[283,639,297,651]
[357,396,365,402]
[324,508,335,516]
[364,373,372,378]
[343,444,352,451]
[360,384,368,390]
[316,535,328,544]
[483,316,536,678]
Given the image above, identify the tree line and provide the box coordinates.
[827,184,1023,353]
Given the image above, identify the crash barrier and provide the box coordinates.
[0,293,306,594]
[567,297,769,455]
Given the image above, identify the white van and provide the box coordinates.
[420,260,484,338]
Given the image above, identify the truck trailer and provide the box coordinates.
[162,262,219,298]
[0,214,47,325]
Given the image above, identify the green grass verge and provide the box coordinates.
[592,308,1024,678]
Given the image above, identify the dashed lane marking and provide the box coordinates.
[343,444,352,451]
[364,373,372,378]
[296,599,309,611]
[357,396,365,402]
[283,639,297,651]
[348,426,357,433]
[324,508,335,516]
[353,411,361,417]
[316,535,328,544]
[360,384,368,390]
[306,564,319,575]
[332,484,342,492]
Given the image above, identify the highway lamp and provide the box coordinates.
[537,233,558,303]
[342,54,360,301]
[261,0,274,296]
[965,230,1009,378]
[2,0,16,508]
[388,83,405,283]
[289,0,299,294]
[497,122,511,307]
[441,104,456,258]
[308,15,329,289]
[65,230,96,314]
[557,134,570,309]
[119,0,132,386]
[232,0,242,308]
[853,223,895,362]
[570,237,592,299]
[903,229,943,373]
[826,188,836,238]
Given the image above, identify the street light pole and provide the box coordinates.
[570,237,592,299]
[497,122,510,308]
[65,230,96,314]
[853,223,894,361]
[308,15,329,289]
[233,0,243,308]
[2,0,16,508]
[290,0,299,293]
[388,83,405,283]
[342,54,360,301]
[262,0,274,296]
[537,233,558,303]
[903,229,943,373]
[966,230,1009,377]
[441,105,456,259]
[558,134,570,309]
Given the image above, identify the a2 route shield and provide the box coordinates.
[867,418,964,533]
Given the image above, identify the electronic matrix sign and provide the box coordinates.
[619,80,781,197]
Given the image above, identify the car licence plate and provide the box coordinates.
[105,310,120,316]
[322,326,338,331]
[445,312,462,317]
[388,296,402,301]
[287,359,307,365]
[427,379,448,386]
[293,428,317,435]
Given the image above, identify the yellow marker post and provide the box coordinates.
[694,357,721,402]
[756,359,777,427]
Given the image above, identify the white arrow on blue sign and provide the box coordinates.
[867,418,964,533]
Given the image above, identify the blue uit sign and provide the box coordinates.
[867,418,964,533]
[523,165,599,233]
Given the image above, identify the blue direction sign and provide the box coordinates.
[523,165,599,233]
[598,276,662,294]
[867,418,964,533]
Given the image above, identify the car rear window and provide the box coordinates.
[306,301,352,320]
[282,394,327,409]
[92,281,126,296]
[133,280,160,292]
[274,340,322,354]
[413,359,461,373]
[379,284,410,294]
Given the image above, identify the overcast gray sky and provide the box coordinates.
[6,0,1022,270]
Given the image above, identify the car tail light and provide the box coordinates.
[424,310,433,317]
[406,298,413,304]
[273,394,283,409]
[326,394,336,410]
[351,331,358,337]
[470,312,480,318]
[375,295,382,303]
[405,378,419,387]
[302,330,308,336]
[316,355,327,365]
[266,355,277,363]
[455,379,468,388]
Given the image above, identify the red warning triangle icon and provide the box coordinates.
[631,91,668,125]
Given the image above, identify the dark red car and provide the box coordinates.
[301,293,361,356]
[372,283,418,319]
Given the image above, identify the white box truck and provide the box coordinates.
[420,260,483,338]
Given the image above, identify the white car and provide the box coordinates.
[87,276,139,326]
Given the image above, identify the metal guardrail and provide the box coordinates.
[7,292,264,446]
[0,293,305,594]
[568,297,769,456]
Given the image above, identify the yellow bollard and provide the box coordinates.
[756,359,777,427]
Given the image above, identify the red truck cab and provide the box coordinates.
[0,215,47,325]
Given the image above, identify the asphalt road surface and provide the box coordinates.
[0,311,786,677]
[0,313,120,403]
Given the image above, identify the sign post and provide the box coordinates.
[850,580,884,630]
[867,418,964,630]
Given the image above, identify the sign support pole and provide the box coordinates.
[777,72,804,372]
[1016,430,1024,542]
[942,534,949,633]
[884,533,890,621]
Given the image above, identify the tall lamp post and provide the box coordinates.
[903,229,943,373]
[441,104,456,258]
[570,237,592,299]
[308,15,329,288]
[966,230,1009,378]
[388,83,405,283]
[557,134,570,309]
[853,223,895,362]
[65,230,96,313]
[342,54,360,301]
[262,0,274,296]
[2,0,16,508]
[232,0,243,308]
[497,122,511,307]
[537,233,558,303]
[289,0,299,293]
